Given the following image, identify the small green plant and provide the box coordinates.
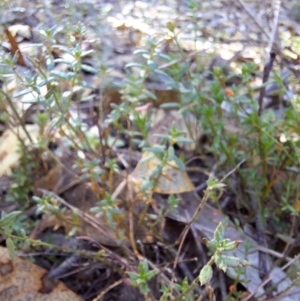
[0,211,22,259]
[90,192,123,231]
[7,147,39,204]
[200,218,250,286]
[128,260,157,296]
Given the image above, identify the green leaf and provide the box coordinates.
[133,49,149,55]
[220,255,250,268]
[157,52,172,61]
[159,102,180,109]
[14,88,33,99]
[206,175,226,191]
[81,49,94,57]
[199,264,213,286]
[203,238,218,253]
[175,137,194,144]
[0,211,22,228]
[150,165,163,178]
[221,240,242,252]
[143,89,157,100]
[81,64,97,74]
[139,260,149,275]
[125,62,144,69]
[127,272,139,281]
[136,279,146,285]
[139,153,155,163]
[213,218,228,242]
[6,238,16,260]
[214,254,227,272]
[141,179,155,191]
[52,44,73,53]
[146,270,157,280]
[153,133,169,140]
[139,283,149,295]
[169,153,186,171]
[50,70,70,79]
[153,69,172,79]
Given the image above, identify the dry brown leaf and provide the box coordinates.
[0,125,40,177]
[0,246,83,301]
[5,28,26,67]
[129,151,194,194]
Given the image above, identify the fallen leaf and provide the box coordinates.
[0,246,83,301]
[0,125,40,177]
[129,152,195,194]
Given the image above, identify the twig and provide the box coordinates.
[220,159,245,182]
[258,52,276,116]
[92,279,123,301]
[252,51,277,298]
[266,0,281,55]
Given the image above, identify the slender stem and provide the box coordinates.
[0,91,33,144]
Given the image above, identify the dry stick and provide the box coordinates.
[234,0,282,61]
[252,2,283,287]
[266,0,281,55]
[258,52,276,116]
[258,0,281,115]
[92,279,123,301]
[252,50,277,298]
[245,48,279,301]
[255,245,293,262]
